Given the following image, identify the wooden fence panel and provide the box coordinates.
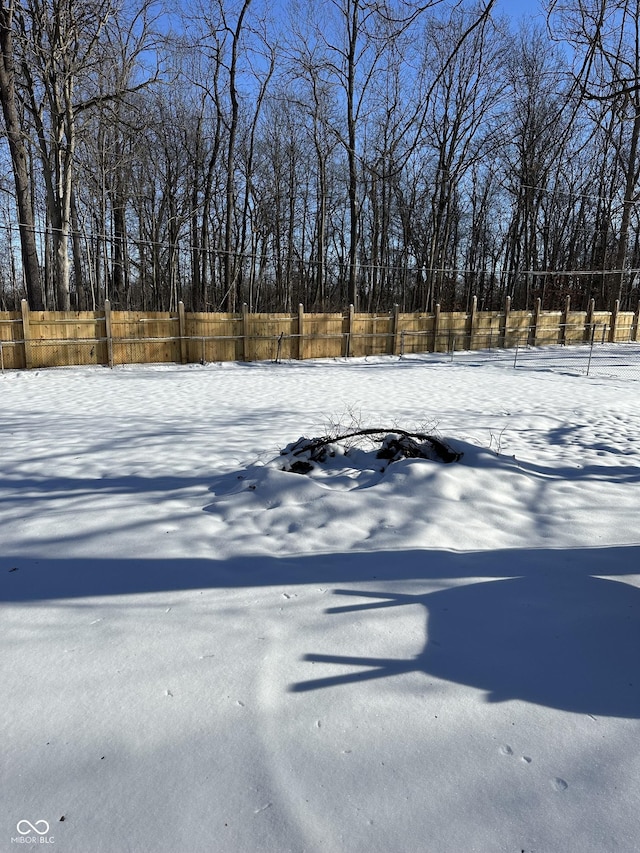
[0,312,25,369]
[304,314,345,359]
[592,312,612,343]
[245,314,298,361]
[397,313,436,354]
[472,312,503,350]
[110,312,180,364]
[505,311,532,347]
[25,310,106,367]
[4,301,637,371]
[535,311,563,346]
[565,311,588,343]
[186,313,242,363]
[614,312,636,342]
[440,311,470,351]
[351,314,393,357]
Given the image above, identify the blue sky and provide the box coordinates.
[496,0,545,20]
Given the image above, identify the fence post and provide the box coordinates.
[104,299,114,368]
[633,299,640,342]
[298,303,305,360]
[561,295,570,345]
[391,303,400,355]
[530,298,541,346]
[20,299,33,369]
[586,298,595,343]
[502,295,511,348]
[586,321,597,376]
[469,294,477,350]
[242,303,249,362]
[345,303,354,357]
[433,302,441,352]
[178,301,188,364]
[609,299,619,343]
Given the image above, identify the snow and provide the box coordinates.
[1,347,640,853]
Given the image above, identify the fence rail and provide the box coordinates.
[1,296,639,372]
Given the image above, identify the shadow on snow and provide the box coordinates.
[2,545,640,718]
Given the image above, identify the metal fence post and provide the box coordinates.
[298,303,305,360]
[530,298,541,347]
[178,301,187,364]
[391,303,400,356]
[275,332,284,363]
[609,299,619,343]
[586,298,595,343]
[561,295,570,345]
[469,294,477,350]
[586,322,597,376]
[20,300,32,369]
[433,303,441,353]
[242,303,249,362]
[502,295,511,348]
[345,304,354,358]
[104,299,114,368]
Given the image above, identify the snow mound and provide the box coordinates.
[279,429,462,481]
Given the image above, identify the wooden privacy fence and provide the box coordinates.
[1,296,639,371]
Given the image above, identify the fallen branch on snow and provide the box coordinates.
[280,428,462,474]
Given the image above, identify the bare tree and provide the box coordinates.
[548,0,640,307]
[186,0,276,310]
[7,0,158,309]
[420,3,506,310]
[499,25,575,306]
[0,0,43,307]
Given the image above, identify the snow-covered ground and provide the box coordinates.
[2,347,640,853]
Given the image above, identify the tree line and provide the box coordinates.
[1,0,640,314]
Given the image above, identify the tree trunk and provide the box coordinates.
[223,0,253,312]
[613,100,640,308]
[0,2,43,308]
[346,0,359,308]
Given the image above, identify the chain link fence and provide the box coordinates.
[437,323,640,380]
